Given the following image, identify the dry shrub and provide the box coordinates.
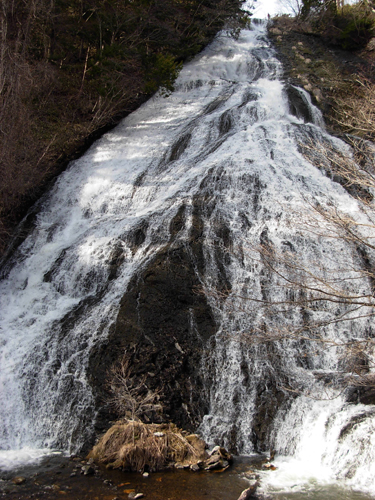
[333,75,375,141]
[88,421,207,472]
[106,353,162,422]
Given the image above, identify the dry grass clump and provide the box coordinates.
[333,75,375,141]
[88,421,207,472]
[106,354,162,422]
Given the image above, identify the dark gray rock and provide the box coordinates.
[284,84,315,123]
[81,465,95,475]
[89,198,221,436]
[237,480,259,500]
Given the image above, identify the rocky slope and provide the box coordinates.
[268,15,375,139]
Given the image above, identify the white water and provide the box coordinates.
[1,2,375,496]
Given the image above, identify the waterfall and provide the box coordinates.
[1,3,375,495]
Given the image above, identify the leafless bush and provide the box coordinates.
[333,76,375,141]
[106,353,162,423]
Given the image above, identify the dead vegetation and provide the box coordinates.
[333,75,375,141]
[106,353,162,423]
[88,421,207,472]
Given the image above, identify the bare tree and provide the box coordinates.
[277,0,304,17]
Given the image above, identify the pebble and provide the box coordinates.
[12,477,26,485]
[128,493,144,499]
[81,465,95,475]
[142,472,149,477]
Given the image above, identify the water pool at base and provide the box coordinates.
[1,455,375,500]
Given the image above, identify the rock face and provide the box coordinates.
[347,385,375,405]
[89,200,218,437]
[284,84,315,123]
[251,376,290,452]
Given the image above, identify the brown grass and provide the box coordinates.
[88,422,207,472]
[333,75,375,141]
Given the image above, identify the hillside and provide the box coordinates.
[0,0,247,259]
[268,9,375,145]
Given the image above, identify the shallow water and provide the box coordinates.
[1,454,375,500]
[269,490,374,500]
[0,455,254,500]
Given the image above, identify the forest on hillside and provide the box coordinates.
[0,0,248,257]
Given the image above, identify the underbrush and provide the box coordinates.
[329,3,375,50]
[88,421,207,472]
[302,1,375,50]
[0,0,248,258]
[333,74,375,140]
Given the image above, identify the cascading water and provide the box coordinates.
[1,2,375,496]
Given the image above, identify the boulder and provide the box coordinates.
[81,465,95,475]
[237,480,259,500]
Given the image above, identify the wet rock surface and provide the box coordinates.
[89,199,218,438]
[237,482,259,500]
[251,378,290,453]
[284,84,315,123]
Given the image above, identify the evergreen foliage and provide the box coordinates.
[337,2,375,50]
[300,0,375,50]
